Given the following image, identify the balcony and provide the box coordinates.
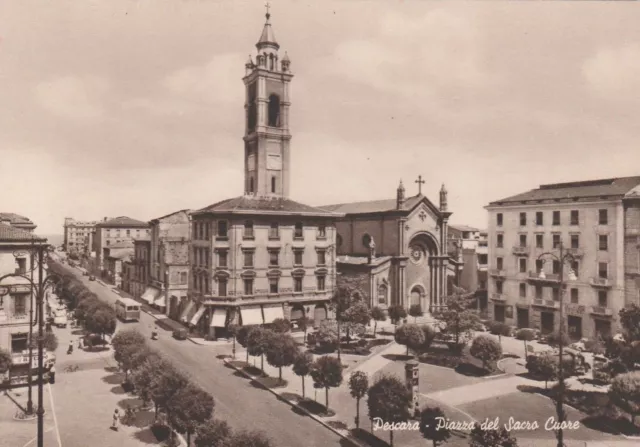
[591,306,614,316]
[589,277,612,288]
[512,245,530,256]
[565,247,584,258]
[528,271,561,283]
[489,269,506,278]
[491,293,506,302]
[532,298,560,309]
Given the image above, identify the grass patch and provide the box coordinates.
[254,376,288,389]
[418,344,501,377]
[297,398,336,417]
[243,365,263,376]
[350,428,390,447]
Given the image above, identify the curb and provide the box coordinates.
[223,358,363,447]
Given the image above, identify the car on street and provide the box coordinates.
[173,328,188,340]
[89,275,96,281]
[53,312,68,328]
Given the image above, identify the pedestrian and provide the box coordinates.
[49,366,56,384]
[78,338,83,350]
[111,409,120,431]
[67,340,73,355]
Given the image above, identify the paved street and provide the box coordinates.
[53,261,345,447]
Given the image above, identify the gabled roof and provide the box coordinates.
[150,209,191,224]
[489,176,640,206]
[193,196,341,218]
[320,194,440,217]
[0,224,46,242]
[96,216,149,228]
[449,224,480,233]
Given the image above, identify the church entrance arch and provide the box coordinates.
[406,232,439,310]
[410,285,425,307]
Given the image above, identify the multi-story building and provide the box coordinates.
[446,225,489,311]
[63,218,99,253]
[130,238,151,302]
[0,223,46,383]
[138,210,190,317]
[0,213,36,233]
[94,216,149,270]
[103,241,134,287]
[186,12,342,339]
[485,176,640,340]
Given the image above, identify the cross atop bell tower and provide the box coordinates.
[243,8,293,198]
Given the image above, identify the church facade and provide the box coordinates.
[321,180,454,314]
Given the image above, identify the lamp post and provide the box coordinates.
[536,241,577,447]
[0,242,66,447]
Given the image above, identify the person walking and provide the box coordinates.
[67,340,73,355]
[111,408,120,431]
[49,365,56,384]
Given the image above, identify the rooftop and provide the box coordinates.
[96,216,149,228]
[0,212,36,228]
[150,209,191,223]
[489,175,640,206]
[0,224,46,243]
[449,224,480,233]
[194,195,341,217]
[320,194,425,215]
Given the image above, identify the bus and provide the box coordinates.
[115,298,141,322]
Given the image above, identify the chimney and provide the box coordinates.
[396,180,406,209]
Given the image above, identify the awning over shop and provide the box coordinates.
[141,287,160,304]
[154,295,166,308]
[262,304,284,324]
[180,301,196,323]
[240,306,263,326]
[210,308,227,328]
[190,306,206,326]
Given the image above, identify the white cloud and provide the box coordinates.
[583,44,640,101]
[162,53,246,104]
[33,75,108,120]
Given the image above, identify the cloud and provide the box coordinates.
[33,75,109,120]
[162,53,247,105]
[583,44,640,101]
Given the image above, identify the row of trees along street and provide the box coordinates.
[113,329,275,447]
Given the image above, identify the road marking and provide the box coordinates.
[47,383,63,447]
[22,428,54,447]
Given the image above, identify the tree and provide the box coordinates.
[149,362,190,419]
[247,327,273,373]
[470,335,503,372]
[387,305,407,327]
[370,306,386,337]
[271,318,291,333]
[292,351,313,399]
[315,322,338,353]
[195,419,232,447]
[73,296,101,325]
[226,429,274,447]
[84,306,117,341]
[469,426,518,447]
[367,374,411,446]
[297,316,314,343]
[168,384,215,446]
[310,355,343,413]
[620,304,640,342]
[0,348,11,376]
[547,330,571,348]
[236,326,252,363]
[419,407,451,447]
[516,328,535,356]
[419,325,437,356]
[526,353,557,389]
[112,329,146,360]
[341,300,371,345]
[348,371,369,429]
[434,294,480,353]
[409,304,423,323]
[265,333,298,382]
[131,355,165,410]
[395,324,425,357]
[609,371,640,425]
[31,332,58,352]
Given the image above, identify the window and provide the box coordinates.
[519,212,527,226]
[598,290,608,307]
[336,234,343,247]
[218,251,228,268]
[294,222,304,239]
[535,285,543,299]
[571,261,580,278]
[218,279,227,297]
[552,211,560,226]
[497,257,503,270]
[243,251,254,268]
[317,250,326,266]
[536,234,543,249]
[377,284,387,305]
[598,209,608,225]
[570,288,579,304]
[244,220,254,238]
[13,294,26,316]
[16,258,27,274]
[126,229,131,236]
[318,225,326,239]
[217,220,228,238]
[269,250,279,267]
[317,276,326,292]
[536,212,543,226]
[552,234,561,249]
[570,210,579,225]
[519,283,527,298]
[552,260,560,274]
[497,213,503,226]
[496,280,503,294]
[180,272,188,285]
[497,234,503,248]
[269,278,279,294]
[294,277,303,293]
[268,94,281,127]
[271,176,276,194]
[477,254,488,265]
[243,279,254,296]
[362,233,372,248]
[519,258,527,273]
[11,333,28,353]
[519,234,527,247]
[106,240,110,246]
[552,288,560,301]
[269,222,279,239]
[570,234,579,249]
[599,235,608,251]
[598,262,608,279]
[294,250,303,266]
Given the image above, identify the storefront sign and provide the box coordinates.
[565,304,585,316]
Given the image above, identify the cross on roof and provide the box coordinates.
[415,175,425,195]
[265,2,271,17]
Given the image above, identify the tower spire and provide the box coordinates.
[257,3,279,51]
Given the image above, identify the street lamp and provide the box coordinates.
[536,241,576,447]
[0,242,67,447]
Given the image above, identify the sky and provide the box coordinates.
[1,0,640,235]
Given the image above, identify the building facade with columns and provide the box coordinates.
[184,11,342,339]
[322,180,454,314]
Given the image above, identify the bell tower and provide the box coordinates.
[243,8,293,198]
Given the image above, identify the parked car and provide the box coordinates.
[89,275,96,281]
[173,328,188,340]
[82,271,89,276]
[53,312,68,328]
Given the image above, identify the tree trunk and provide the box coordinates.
[325,387,329,412]
[406,345,409,356]
[187,431,191,447]
[390,429,394,447]
[246,349,249,363]
[433,439,437,447]
[355,397,360,428]
[279,367,282,382]
[524,340,527,356]
[373,321,377,337]
[260,354,264,373]
[346,327,350,347]
[301,376,305,399]
[154,403,158,417]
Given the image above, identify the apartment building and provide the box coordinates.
[486,176,640,340]
[63,217,99,253]
[93,216,150,269]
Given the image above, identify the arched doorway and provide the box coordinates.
[314,304,327,325]
[410,285,424,307]
[406,231,439,310]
